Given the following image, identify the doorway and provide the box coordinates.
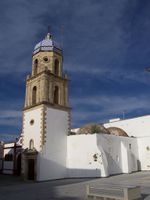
[16,154,21,175]
[28,159,35,180]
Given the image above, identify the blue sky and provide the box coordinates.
[1,0,150,137]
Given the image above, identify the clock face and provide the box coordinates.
[43,56,49,62]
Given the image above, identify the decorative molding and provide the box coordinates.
[39,105,47,151]
[68,110,71,135]
[32,48,62,57]
[23,103,45,112]
[26,69,68,82]
[24,101,71,112]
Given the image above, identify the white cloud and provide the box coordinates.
[0,0,149,132]
[70,93,150,127]
[0,110,22,118]
[0,110,22,127]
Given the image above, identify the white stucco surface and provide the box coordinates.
[37,107,68,181]
[137,137,150,171]
[22,106,150,181]
[23,107,42,151]
[104,115,150,137]
[67,134,138,178]
[98,134,138,174]
[67,134,106,177]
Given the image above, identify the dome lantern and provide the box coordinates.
[33,32,62,55]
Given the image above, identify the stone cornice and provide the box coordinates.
[26,70,69,82]
[23,101,71,112]
[32,48,63,57]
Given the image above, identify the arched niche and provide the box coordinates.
[33,59,38,75]
[54,86,59,104]
[32,86,37,105]
[54,59,59,76]
[29,139,34,150]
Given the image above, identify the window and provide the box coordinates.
[34,59,38,75]
[32,86,37,105]
[43,56,49,62]
[54,86,59,104]
[5,154,13,161]
[30,119,34,125]
[29,139,34,150]
[54,59,59,76]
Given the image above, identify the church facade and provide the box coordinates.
[19,32,150,181]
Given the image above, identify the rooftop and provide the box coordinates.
[33,32,62,55]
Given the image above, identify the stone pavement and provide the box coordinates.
[0,172,150,199]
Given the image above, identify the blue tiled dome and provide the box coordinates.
[33,33,62,54]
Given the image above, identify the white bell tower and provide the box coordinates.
[22,32,70,181]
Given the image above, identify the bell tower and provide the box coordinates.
[24,32,69,109]
[22,32,70,181]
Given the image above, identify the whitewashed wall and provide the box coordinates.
[104,115,150,137]
[37,107,68,181]
[98,135,138,174]
[98,134,138,174]
[23,107,42,151]
[137,137,150,171]
[67,134,138,178]
[67,134,108,177]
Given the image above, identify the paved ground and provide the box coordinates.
[0,172,150,199]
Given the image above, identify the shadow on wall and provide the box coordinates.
[96,134,139,176]
[38,155,102,181]
[38,134,139,182]
[137,159,141,171]
[130,153,137,172]
[96,134,122,176]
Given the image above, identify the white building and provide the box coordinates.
[104,115,150,137]
[104,116,150,171]
[18,32,150,181]
[0,137,22,175]
[67,133,138,177]
[22,32,70,181]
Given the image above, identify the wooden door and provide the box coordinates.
[28,159,34,180]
